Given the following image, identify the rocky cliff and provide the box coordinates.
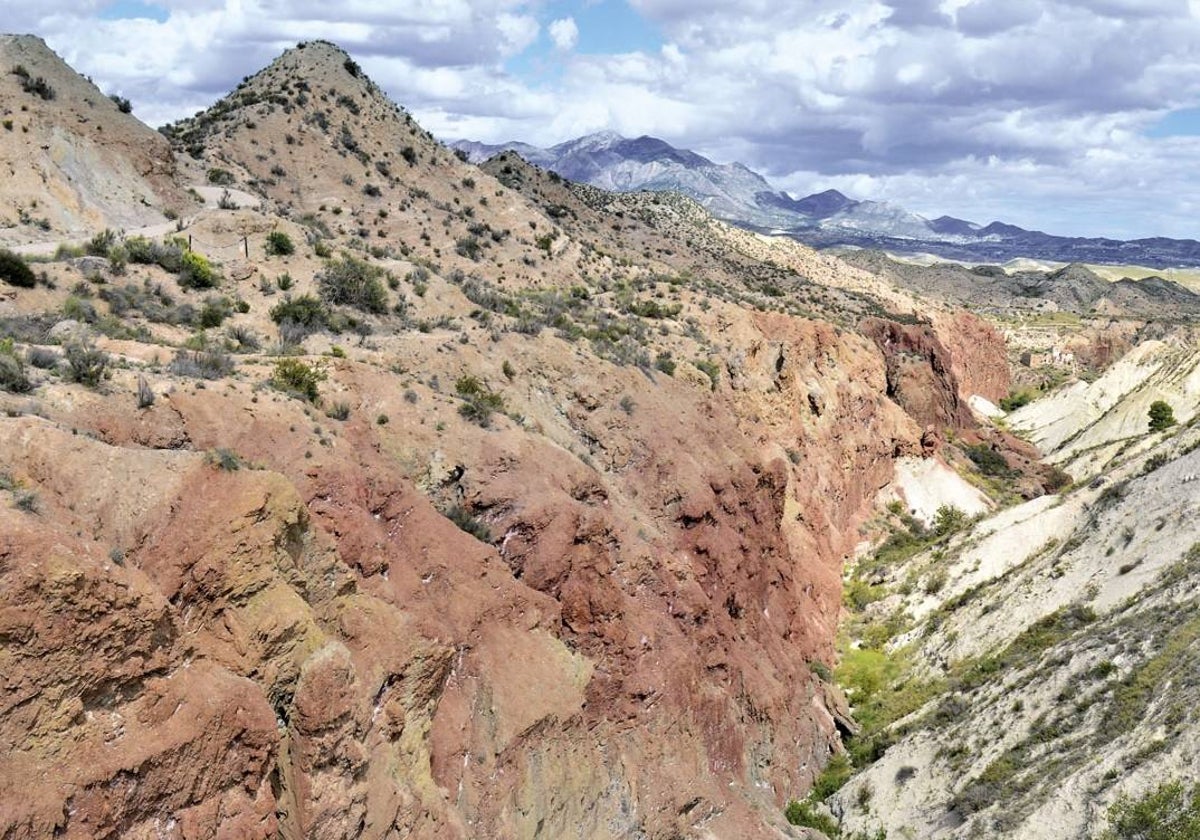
[0,39,1023,840]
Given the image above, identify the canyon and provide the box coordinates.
[1,34,1197,840]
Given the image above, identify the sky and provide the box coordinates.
[11,0,1200,239]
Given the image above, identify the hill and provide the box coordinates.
[0,35,194,246]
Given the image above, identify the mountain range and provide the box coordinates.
[454,132,1200,268]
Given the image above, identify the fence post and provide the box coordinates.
[243,236,249,258]
[188,234,192,249]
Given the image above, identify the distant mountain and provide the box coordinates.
[452,132,1200,268]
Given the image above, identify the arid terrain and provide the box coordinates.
[1,34,1198,840]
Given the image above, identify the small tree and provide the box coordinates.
[1148,400,1176,433]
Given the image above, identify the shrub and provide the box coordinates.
[316,255,388,313]
[784,800,839,836]
[109,94,132,113]
[455,375,505,428]
[932,504,967,537]
[206,448,242,471]
[265,231,295,256]
[654,351,676,376]
[26,346,58,369]
[178,251,219,290]
[694,358,720,390]
[325,401,351,420]
[964,443,1012,477]
[1000,390,1035,412]
[19,72,55,100]
[1103,781,1200,839]
[124,236,184,272]
[198,296,233,328]
[270,294,328,334]
[455,236,482,261]
[446,504,491,541]
[65,341,109,387]
[86,229,118,258]
[0,338,32,393]
[272,358,325,402]
[226,324,260,352]
[207,167,235,185]
[0,249,36,288]
[170,346,234,380]
[13,490,39,513]
[1148,400,1176,433]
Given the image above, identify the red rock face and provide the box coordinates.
[0,307,991,840]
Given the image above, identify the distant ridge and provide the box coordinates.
[453,132,1200,268]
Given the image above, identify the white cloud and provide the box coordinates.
[13,0,1200,237]
[548,16,578,51]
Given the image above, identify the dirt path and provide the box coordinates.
[5,185,262,257]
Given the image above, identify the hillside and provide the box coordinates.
[0,35,194,246]
[799,331,1200,838]
[2,36,1188,840]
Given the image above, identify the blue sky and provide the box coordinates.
[14,0,1200,239]
[98,1,167,23]
[506,1,663,85]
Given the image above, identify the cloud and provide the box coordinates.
[14,0,1200,237]
[548,16,579,51]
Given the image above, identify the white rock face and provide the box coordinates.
[886,456,992,526]
[834,351,1200,840]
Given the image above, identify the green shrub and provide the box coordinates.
[316,255,388,313]
[812,754,853,800]
[86,229,118,257]
[206,448,242,471]
[964,443,1011,477]
[694,358,720,390]
[178,250,219,290]
[0,338,32,393]
[931,504,967,537]
[207,167,234,185]
[654,351,676,376]
[0,249,36,288]
[1148,400,1176,433]
[446,504,491,542]
[265,231,295,256]
[198,296,233,328]
[65,341,109,387]
[455,375,505,428]
[1104,781,1200,839]
[784,800,839,836]
[999,390,1035,412]
[270,294,328,333]
[272,358,325,401]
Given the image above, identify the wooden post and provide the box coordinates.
[188,234,192,249]
[243,236,249,258]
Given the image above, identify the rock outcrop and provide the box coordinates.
[0,37,1034,840]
